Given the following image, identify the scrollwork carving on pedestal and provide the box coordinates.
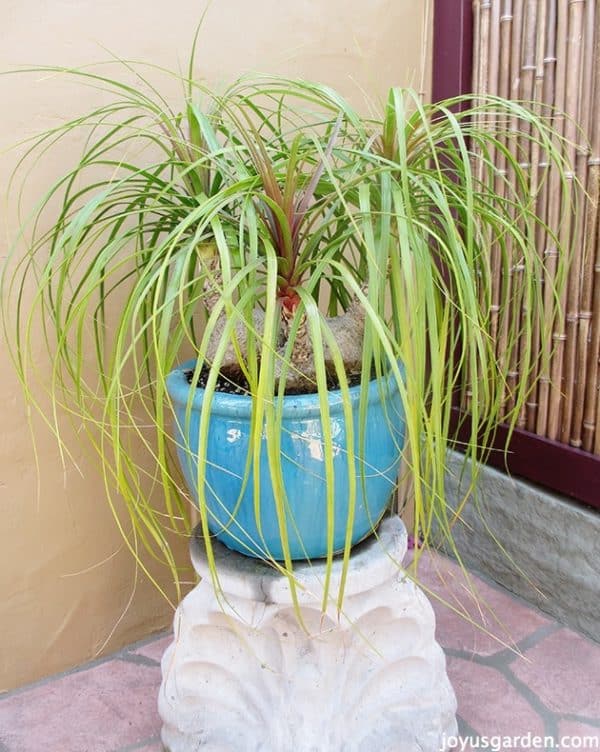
[159,518,457,752]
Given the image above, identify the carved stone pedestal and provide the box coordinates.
[159,518,457,752]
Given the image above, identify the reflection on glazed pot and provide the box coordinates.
[167,360,405,560]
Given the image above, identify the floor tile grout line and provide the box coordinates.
[446,645,564,739]
[493,661,560,740]
[444,646,482,661]
[0,630,171,700]
[487,622,564,667]
[443,621,563,668]
[560,713,600,730]
[119,652,162,668]
[114,734,162,752]
[456,714,479,738]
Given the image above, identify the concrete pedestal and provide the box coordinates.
[159,517,457,752]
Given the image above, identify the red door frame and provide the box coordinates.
[432,0,600,510]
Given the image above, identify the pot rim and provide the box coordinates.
[166,359,402,419]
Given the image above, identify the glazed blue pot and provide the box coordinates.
[167,360,405,560]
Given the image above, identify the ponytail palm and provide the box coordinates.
[2,60,568,604]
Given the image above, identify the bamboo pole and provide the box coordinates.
[535,0,560,435]
[560,0,593,445]
[490,0,513,418]
[594,266,600,452]
[594,339,600,452]
[509,0,524,104]
[568,0,597,447]
[503,0,523,415]
[547,0,584,441]
[514,3,546,428]
[495,0,523,418]
[463,0,480,413]
[494,0,515,413]
[581,7,600,452]
[536,0,570,438]
[472,0,483,95]
[527,0,558,432]
[478,0,492,108]
[488,0,505,359]
[505,0,538,422]
[516,0,547,430]
[498,0,513,100]
[487,0,503,332]
[520,0,538,110]
[581,174,600,451]
[463,0,490,413]
[488,0,502,109]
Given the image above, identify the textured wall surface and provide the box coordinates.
[444,451,600,643]
[0,1,431,690]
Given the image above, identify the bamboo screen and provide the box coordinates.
[472,0,600,454]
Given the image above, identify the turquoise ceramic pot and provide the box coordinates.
[167,360,405,560]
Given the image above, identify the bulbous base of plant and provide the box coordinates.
[158,517,457,752]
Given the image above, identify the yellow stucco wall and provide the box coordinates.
[0,0,432,691]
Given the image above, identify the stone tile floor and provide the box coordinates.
[1,552,599,751]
